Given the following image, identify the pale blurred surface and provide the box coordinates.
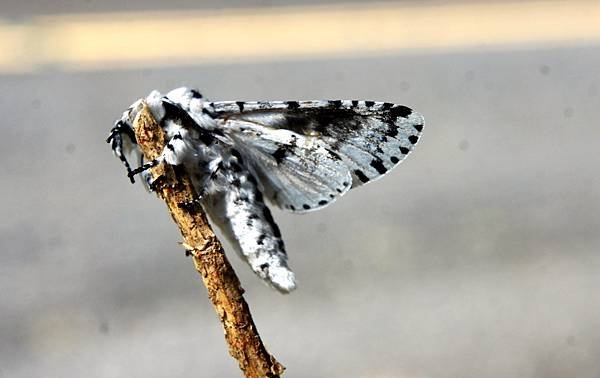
[1,1,599,377]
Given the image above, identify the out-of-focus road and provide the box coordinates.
[0,0,438,17]
[1,1,599,73]
[1,2,599,378]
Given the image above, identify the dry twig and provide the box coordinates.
[132,102,285,378]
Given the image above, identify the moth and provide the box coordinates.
[108,87,424,293]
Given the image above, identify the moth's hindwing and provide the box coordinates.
[210,100,424,213]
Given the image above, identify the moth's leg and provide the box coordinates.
[128,157,164,181]
[128,133,187,182]
[107,120,137,183]
[137,154,157,191]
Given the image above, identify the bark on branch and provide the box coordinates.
[132,102,285,378]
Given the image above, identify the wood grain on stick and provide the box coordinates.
[133,102,284,378]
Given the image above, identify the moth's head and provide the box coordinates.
[107,91,164,184]
[107,88,206,185]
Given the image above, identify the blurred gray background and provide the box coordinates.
[1,1,599,377]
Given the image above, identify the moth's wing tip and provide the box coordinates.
[407,110,425,130]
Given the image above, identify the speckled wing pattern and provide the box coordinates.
[108,88,424,293]
[210,99,424,212]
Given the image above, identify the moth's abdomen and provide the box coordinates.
[200,152,296,292]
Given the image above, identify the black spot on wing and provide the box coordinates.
[409,135,419,144]
[400,146,410,154]
[387,125,399,138]
[236,101,245,112]
[354,169,370,183]
[365,101,375,107]
[389,105,412,121]
[257,234,266,246]
[390,156,400,164]
[272,147,287,164]
[370,158,388,175]
[414,124,423,132]
[286,101,300,110]
[318,200,328,206]
[327,149,343,161]
[330,100,342,108]
[302,204,311,210]
[377,105,414,130]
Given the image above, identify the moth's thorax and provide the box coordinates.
[161,118,224,171]
[164,87,219,131]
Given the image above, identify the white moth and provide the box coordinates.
[108,87,424,293]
